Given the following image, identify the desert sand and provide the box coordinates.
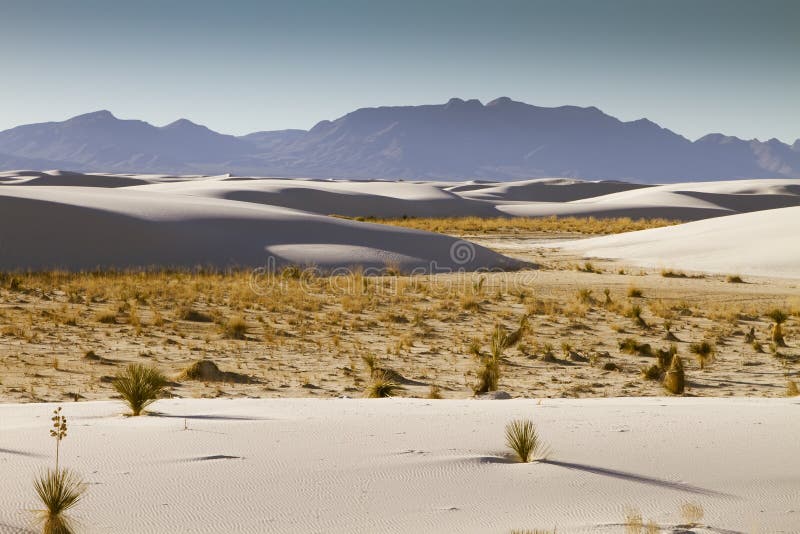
[1,398,798,533]
[2,172,799,533]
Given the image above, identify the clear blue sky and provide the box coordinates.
[1,0,798,142]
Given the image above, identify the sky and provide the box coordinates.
[0,0,798,142]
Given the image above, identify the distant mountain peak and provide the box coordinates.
[67,110,117,122]
[163,118,207,131]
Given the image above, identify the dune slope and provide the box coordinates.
[554,205,800,278]
[0,186,517,271]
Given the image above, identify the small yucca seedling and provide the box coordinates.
[505,419,548,463]
[112,364,167,416]
[663,354,685,395]
[689,341,715,370]
[366,371,403,398]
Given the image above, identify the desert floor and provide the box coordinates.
[1,397,798,533]
[1,231,798,403]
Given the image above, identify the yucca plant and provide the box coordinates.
[34,407,86,534]
[627,304,648,328]
[366,371,403,398]
[505,419,548,463]
[767,309,788,346]
[663,354,685,395]
[112,364,167,416]
[689,341,715,370]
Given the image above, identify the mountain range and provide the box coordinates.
[1,97,798,183]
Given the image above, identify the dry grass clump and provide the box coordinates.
[727,274,745,283]
[505,419,548,463]
[175,305,213,322]
[113,364,167,416]
[787,380,799,397]
[618,338,652,357]
[767,309,788,346]
[627,287,643,298]
[689,341,715,370]
[94,309,117,324]
[222,315,248,339]
[680,502,704,527]
[663,354,685,395]
[366,371,403,398]
[333,215,680,235]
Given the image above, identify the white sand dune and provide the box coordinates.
[1,398,797,533]
[0,186,517,271]
[554,206,800,278]
[127,177,499,217]
[2,171,799,272]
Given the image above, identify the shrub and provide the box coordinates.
[640,364,661,380]
[689,341,715,370]
[727,274,744,283]
[663,354,685,394]
[627,287,643,298]
[505,419,547,463]
[626,304,647,328]
[222,316,248,339]
[112,364,167,416]
[366,371,403,398]
[94,309,117,324]
[176,306,213,322]
[767,309,788,346]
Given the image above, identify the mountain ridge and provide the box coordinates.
[1,98,798,183]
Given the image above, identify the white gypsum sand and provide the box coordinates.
[0,398,797,533]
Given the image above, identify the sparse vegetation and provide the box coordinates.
[663,354,685,394]
[333,215,680,235]
[767,309,788,346]
[505,419,548,463]
[222,315,248,340]
[112,364,167,416]
[366,371,403,398]
[689,341,715,370]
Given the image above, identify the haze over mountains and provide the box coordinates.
[1,97,798,183]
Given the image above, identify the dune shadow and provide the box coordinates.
[541,459,733,497]
[150,412,270,421]
[0,447,45,458]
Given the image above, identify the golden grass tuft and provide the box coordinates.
[366,371,404,398]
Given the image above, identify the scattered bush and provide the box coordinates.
[505,419,548,463]
[767,309,788,346]
[222,316,248,339]
[112,364,167,416]
[689,341,715,370]
[663,354,685,395]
